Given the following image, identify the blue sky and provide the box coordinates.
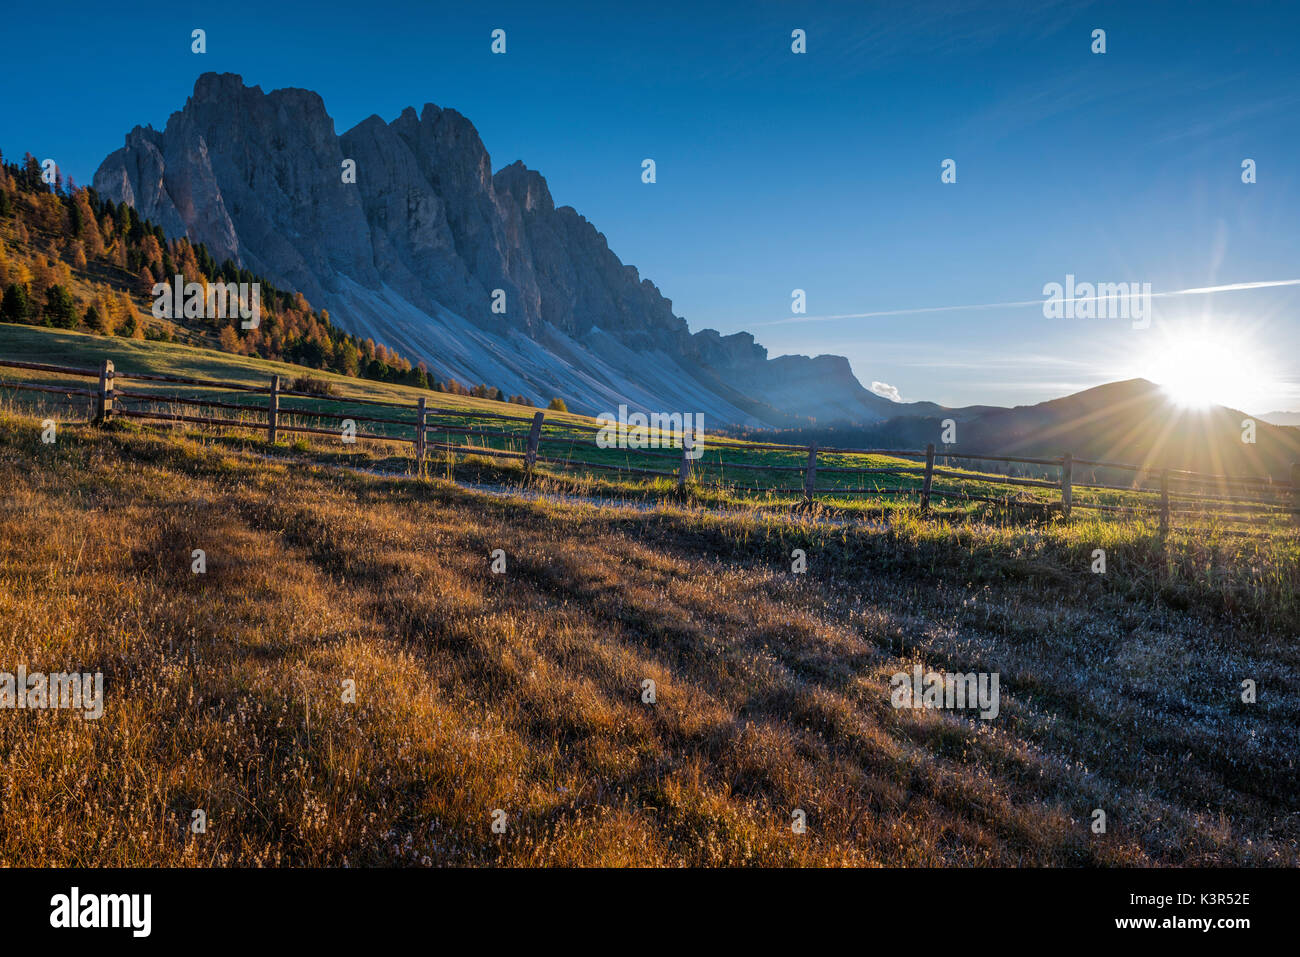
[3,0,1298,411]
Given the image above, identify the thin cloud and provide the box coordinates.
[757,278,1300,327]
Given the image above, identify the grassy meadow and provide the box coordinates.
[0,389,1296,865]
[5,323,1293,530]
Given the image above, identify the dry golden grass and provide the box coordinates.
[0,409,1296,866]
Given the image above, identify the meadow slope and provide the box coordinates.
[0,410,1296,866]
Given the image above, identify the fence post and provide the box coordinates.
[95,359,114,424]
[1060,453,1073,520]
[1159,468,1170,536]
[678,431,694,489]
[525,411,545,474]
[267,375,280,444]
[803,443,818,503]
[920,443,936,513]
[415,397,427,472]
[1292,463,1300,525]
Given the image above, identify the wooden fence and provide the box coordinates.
[2,356,1297,531]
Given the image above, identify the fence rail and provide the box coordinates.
[2,356,1297,531]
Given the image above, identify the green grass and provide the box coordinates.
[0,321,577,420]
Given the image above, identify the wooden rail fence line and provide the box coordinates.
[2,356,1297,531]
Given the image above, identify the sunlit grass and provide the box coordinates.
[0,405,1295,866]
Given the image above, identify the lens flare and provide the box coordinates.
[1138,327,1274,411]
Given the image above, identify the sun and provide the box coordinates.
[1137,326,1274,411]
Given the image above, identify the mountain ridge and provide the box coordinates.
[93,72,915,426]
[728,378,1300,482]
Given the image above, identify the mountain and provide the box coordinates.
[93,72,911,427]
[731,379,1300,483]
[1258,411,1300,427]
[948,379,1300,480]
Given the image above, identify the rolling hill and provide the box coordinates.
[732,379,1300,483]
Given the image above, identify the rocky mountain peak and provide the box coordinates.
[493,161,554,214]
[93,72,900,426]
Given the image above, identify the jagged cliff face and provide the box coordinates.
[94,73,901,425]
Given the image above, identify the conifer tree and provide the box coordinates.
[1,283,30,322]
[44,284,78,328]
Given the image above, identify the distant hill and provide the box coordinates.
[731,379,1300,482]
[1258,410,1300,427]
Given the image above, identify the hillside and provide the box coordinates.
[0,149,551,408]
[0,323,585,425]
[733,379,1300,483]
[1,402,1296,866]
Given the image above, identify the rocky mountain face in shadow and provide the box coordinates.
[94,73,907,425]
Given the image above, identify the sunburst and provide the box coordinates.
[1136,324,1275,411]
